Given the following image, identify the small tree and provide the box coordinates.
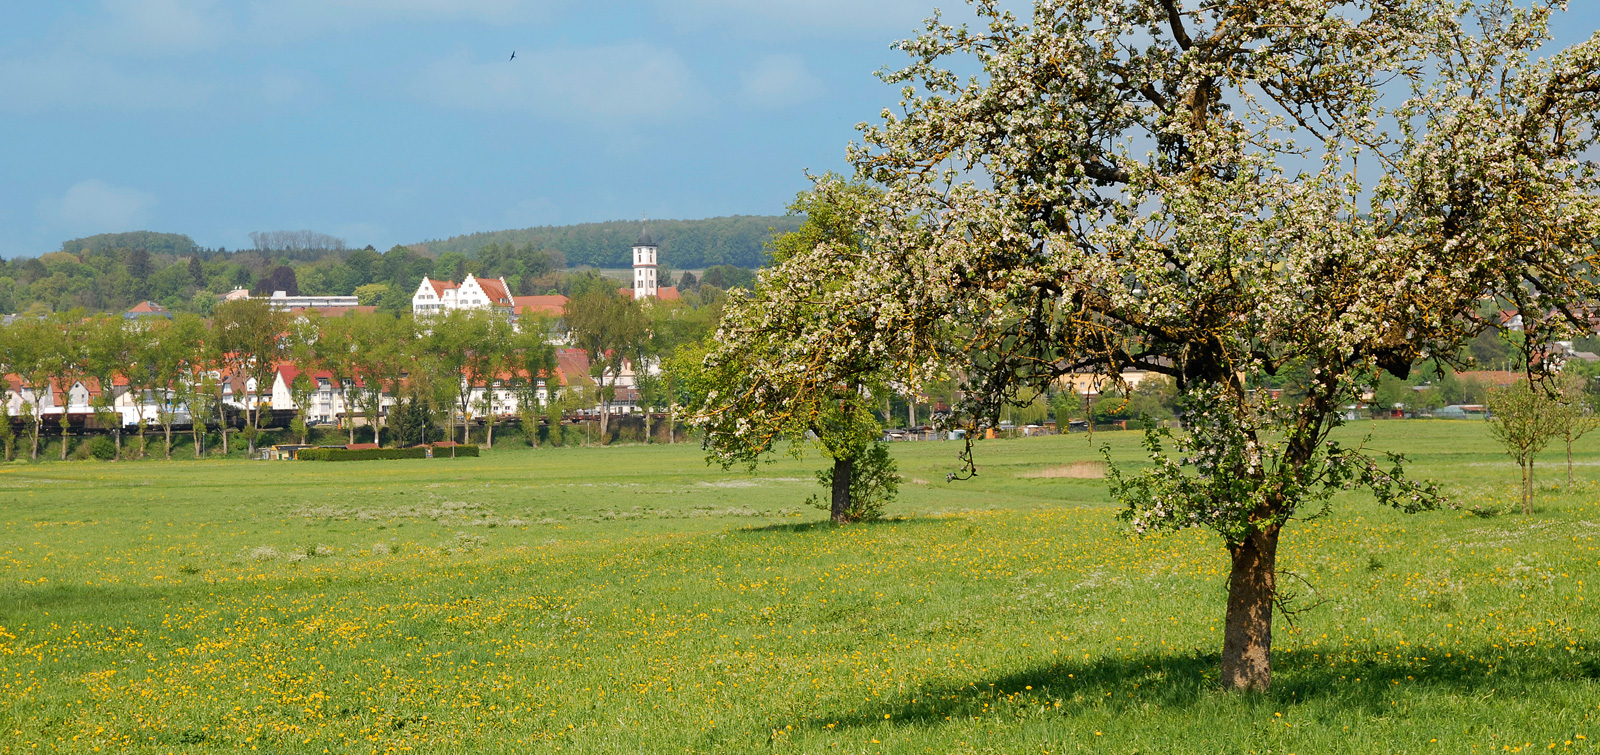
[212,298,291,454]
[289,372,315,445]
[388,396,434,447]
[0,399,13,462]
[688,180,904,523]
[84,315,133,458]
[1487,382,1563,513]
[179,373,216,459]
[506,327,556,448]
[311,314,363,444]
[1556,372,1600,486]
[565,291,648,440]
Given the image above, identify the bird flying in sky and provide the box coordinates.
[509,51,516,61]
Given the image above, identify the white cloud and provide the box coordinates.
[0,54,212,112]
[99,0,232,56]
[40,180,158,234]
[740,54,823,109]
[411,44,707,124]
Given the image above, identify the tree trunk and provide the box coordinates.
[31,418,40,460]
[1567,437,1574,487]
[60,417,71,460]
[1221,526,1280,692]
[644,410,652,445]
[486,419,494,449]
[164,425,173,460]
[1522,461,1533,515]
[220,410,229,455]
[908,399,915,429]
[599,374,614,441]
[830,456,854,524]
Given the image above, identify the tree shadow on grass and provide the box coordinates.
[738,517,944,535]
[798,644,1600,731]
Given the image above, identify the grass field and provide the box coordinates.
[1,421,1597,754]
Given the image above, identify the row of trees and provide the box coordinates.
[0,282,735,462]
[684,0,1600,694]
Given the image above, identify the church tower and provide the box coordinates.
[632,220,658,300]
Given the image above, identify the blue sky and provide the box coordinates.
[1,2,1595,258]
[0,0,949,257]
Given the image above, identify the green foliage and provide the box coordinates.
[297,445,478,461]
[87,435,118,461]
[807,441,900,522]
[60,232,197,257]
[420,216,800,269]
[387,397,436,447]
[698,265,756,292]
[1486,382,1564,512]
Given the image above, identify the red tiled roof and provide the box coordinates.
[474,276,513,306]
[427,278,459,297]
[556,348,591,387]
[127,301,168,314]
[618,287,681,301]
[513,294,569,317]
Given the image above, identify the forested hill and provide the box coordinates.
[417,216,801,269]
[0,217,790,316]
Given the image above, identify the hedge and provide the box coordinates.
[296,445,479,461]
[431,445,480,458]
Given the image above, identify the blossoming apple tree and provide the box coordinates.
[786,0,1600,690]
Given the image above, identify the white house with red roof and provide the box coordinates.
[411,274,515,316]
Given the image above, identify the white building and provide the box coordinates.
[625,223,680,302]
[412,274,515,315]
[265,291,360,311]
[632,225,659,300]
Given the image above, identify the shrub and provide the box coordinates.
[88,435,117,461]
[808,441,900,522]
[295,445,478,461]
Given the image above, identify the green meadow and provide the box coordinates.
[0,421,1596,753]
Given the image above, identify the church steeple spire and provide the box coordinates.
[637,215,655,248]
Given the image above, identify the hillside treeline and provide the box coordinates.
[418,216,801,268]
[1,220,778,316]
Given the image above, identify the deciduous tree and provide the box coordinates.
[1488,382,1564,512]
[791,0,1600,690]
[688,180,904,523]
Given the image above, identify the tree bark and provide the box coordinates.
[1567,437,1573,487]
[1522,461,1533,515]
[830,456,854,524]
[1221,525,1279,692]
